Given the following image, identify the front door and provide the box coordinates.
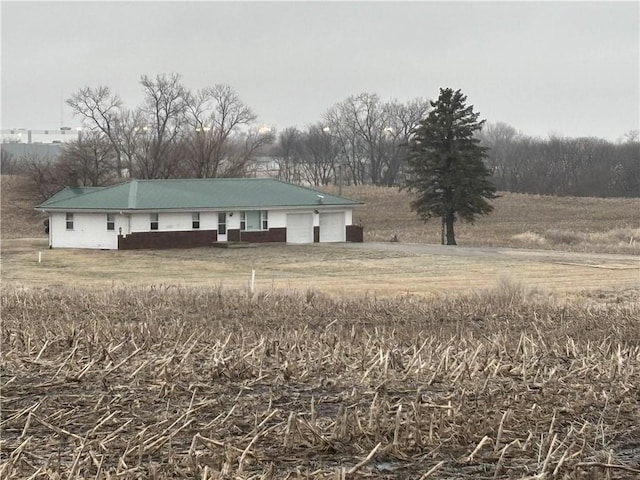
[217,212,227,242]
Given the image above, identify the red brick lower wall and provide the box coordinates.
[117,225,363,249]
[226,228,287,243]
[346,225,364,242]
[238,228,286,243]
[118,230,218,250]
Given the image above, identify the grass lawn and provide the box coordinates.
[2,238,638,298]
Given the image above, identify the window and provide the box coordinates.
[66,213,74,230]
[107,213,115,231]
[218,212,226,235]
[240,211,267,231]
[150,213,159,230]
[192,212,200,229]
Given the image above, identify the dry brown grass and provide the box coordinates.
[2,286,639,478]
[1,175,45,239]
[2,238,639,297]
[325,185,640,255]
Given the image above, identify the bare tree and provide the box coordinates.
[223,127,275,178]
[58,131,117,186]
[477,122,522,190]
[111,108,146,178]
[20,153,65,200]
[379,98,431,186]
[66,86,125,177]
[0,148,18,175]
[325,94,371,186]
[272,127,303,183]
[183,84,258,177]
[298,124,338,186]
[133,73,188,179]
[325,93,431,186]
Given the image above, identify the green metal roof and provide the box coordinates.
[36,178,362,211]
[40,186,103,205]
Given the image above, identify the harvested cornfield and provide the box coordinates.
[1,286,640,479]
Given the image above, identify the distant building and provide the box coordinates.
[1,128,80,166]
[1,142,61,160]
[0,128,80,145]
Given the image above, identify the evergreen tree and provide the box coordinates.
[405,88,496,245]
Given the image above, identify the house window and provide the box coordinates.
[107,213,115,231]
[150,213,159,230]
[240,211,267,231]
[66,213,74,230]
[218,212,226,235]
[192,212,200,229]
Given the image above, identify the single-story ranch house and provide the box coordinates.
[36,178,364,250]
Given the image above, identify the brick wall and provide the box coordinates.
[238,228,286,243]
[118,230,218,250]
[117,225,362,249]
[346,225,364,242]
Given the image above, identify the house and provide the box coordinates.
[36,178,364,249]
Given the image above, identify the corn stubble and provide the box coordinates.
[1,286,639,479]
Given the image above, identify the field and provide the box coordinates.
[2,175,640,478]
[322,185,640,255]
[2,287,640,479]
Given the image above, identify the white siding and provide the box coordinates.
[345,209,353,226]
[130,213,150,232]
[157,212,191,231]
[226,211,241,230]
[200,212,217,230]
[127,211,221,233]
[267,210,286,228]
[50,212,119,249]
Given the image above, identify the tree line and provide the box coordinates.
[2,72,637,199]
[271,93,430,187]
[478,124,639,198]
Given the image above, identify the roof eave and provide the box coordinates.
[35,202,363,213]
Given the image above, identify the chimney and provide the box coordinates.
[69,169,79,188]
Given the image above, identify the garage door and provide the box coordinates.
[319,212,345,243]
[286,213,314,244]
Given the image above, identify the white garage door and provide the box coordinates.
[286,213,314,244]
[319,212,345,243]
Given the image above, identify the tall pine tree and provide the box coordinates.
[405,88,496,245]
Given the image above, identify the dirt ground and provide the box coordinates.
[2,238,638,298]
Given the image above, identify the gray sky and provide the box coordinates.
[1,1,638,141]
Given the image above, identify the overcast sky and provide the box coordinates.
[1,1,638,141]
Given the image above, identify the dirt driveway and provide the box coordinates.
[345,240,639,265]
